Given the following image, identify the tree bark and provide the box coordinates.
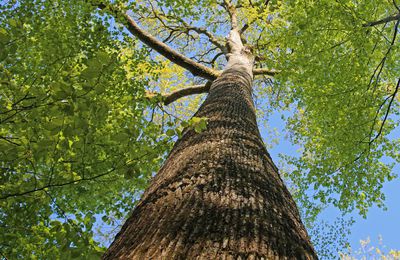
[104,30,317,259]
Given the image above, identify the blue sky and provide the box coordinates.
[265,110,400,253]
[349,175,400,250]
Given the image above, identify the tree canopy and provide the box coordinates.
[0,0,399,258]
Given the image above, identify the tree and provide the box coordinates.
[340,236,400,259]
[1,0,399,259]
[104,7,317,259]
[0,1,169,258]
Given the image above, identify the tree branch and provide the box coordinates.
[368,78,400,146]
[0,167,117,200]
[94,2,278,81]
[393,0,400,11]
[363,13,400,27]
[164,82,212,105]
[240,0,270,35]
[147,81,212,105]
[253,68,279,76]
[145,67,277,106]
[147,2,226,52]
[145,66,278,106]
[223,0,238,30]
[239,24,250,35]
[94,3,220,81]
[0,150,153,200]
[367,19,399,90]
[186,25,226,52]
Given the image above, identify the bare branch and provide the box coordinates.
[93,2,278,80]
[94,3,219,81]
[147,2,225,52]
[192,46,219,64]
[164,82,212,105]
[147,81,212,105]
[210,52,224,66]
[363,13,400,27]
[185,25,226,52]
[253,68,279,77]
[0,136,21,146]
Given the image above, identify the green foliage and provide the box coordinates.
[307,215,354,259]
[0,0,171,258]
[163,117,208,138]
[340,236,400,259]
[1,0,400,258]
[249,0,400,218]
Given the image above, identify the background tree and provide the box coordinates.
[0,0,399,258]
[0,1,171,258]
[340,236,400,259]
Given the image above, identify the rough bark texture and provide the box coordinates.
[103,49,318,259]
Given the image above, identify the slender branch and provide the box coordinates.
[147,2,226,52]
[393,0,400,11]
[0,250,8,260]
[146,67,277,106]
[94,3,219,81]
[147,81,212,105]
[192,46,218,61]
[223,0,238,30]
[44,190,84,236]
[369,78,400,145]
[164,82,212,105]
[253,68,279,76]
[367,19,399,90]
[0,136,21,146]
[240,0,270,35]
[239,24,249,35]
[185,25,226,52]
[363,13,400,27]
[210,52,224,65]
[0,167,117,200]
[366,94,393,144]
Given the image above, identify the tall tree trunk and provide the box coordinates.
[104,30,317,259]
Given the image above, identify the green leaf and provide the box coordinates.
[0,28,10,44]
[166,129,175,136]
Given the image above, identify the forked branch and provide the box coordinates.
[368,78,400,146]
[93,1,277,104]
[222,0,238,29]
[363,13,400,27]
[147,3,226,53]
[146,66,277,105]
[95,3,220,81]
[240,0,271,34]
